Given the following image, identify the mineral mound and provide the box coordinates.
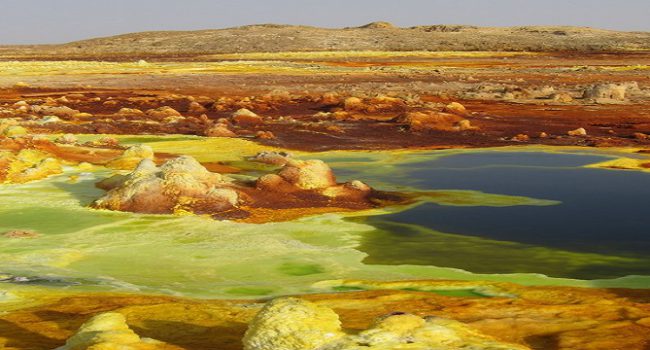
[92,155,403,221]
[243,297,529,350]
[56,312,179,350]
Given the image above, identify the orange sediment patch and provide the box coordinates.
[232,206,357,223]
[1,281,649,350]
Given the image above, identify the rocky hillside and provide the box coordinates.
[2,23,650,59]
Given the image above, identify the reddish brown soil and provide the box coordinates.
[2,52,650,152]
[3,89,650,152]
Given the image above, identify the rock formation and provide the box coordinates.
[55,312,177,350]
[397,111,475,132]
[31,105,80,118]
[55,133,78,145]
[205,121,237,137]
[243,298,345,350]
[0,136,137,184]
[116,107,146,118]
[146,106,182,120]
[343,95,407,114]
[583,82,639,101]
[93,156,238,214]
[277,159,337,190]
[568,127,587,136]
[0,149,63,184]
[249,151,293,165]
[256,159,373,202]
[243,297,529,350]
[443,101,469,116]
[92,154,395,221]
[106,145,154,170]
[232,108,264,126]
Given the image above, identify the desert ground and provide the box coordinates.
[1,24,650,350]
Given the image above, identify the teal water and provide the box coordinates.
[336,151,650,280]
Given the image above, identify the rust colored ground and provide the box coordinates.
[1,281,649,350]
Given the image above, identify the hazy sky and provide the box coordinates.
[1,0,649,44]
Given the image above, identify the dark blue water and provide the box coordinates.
[358,151,650,279]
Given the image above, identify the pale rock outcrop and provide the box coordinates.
[13,103,30,113]
[343,96,406,114]
[106,145,154,170]
[398,111,467,132]
[263,89,293,103]
[345,180,371,192]
[512,134,530,142]
[116,108,145,118]
[526,85,556,99]
[367,95,407,113]
[146,106,182,120]
[322,180,372,199]
[31,105,80,118]
[188,101,207,113]
[551,92,574,103]
[243,298,530,350]
[343,97,365,111]
[243,298,345,350]
[249,151,292,165]
[568,127,587,136]
[162,116,186,124]
[12,101,29,109]
[582,82,639,102]
[455,119,474,131]
[55,312,176,350]
[277,159,336,190]
[256,158,373,202]
[233,108,264,126]
[443,101,468,116]
[72,112,94,120]
[55,133,78,145]
[93,156,237,214]
[205,123,237,137]
[319,92,341,106]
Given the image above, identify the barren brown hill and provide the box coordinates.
[2,23,650,60]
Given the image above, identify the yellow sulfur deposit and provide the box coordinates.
[243,297,529,350]
[1,149,63,184]
[55,312,180,350]
[243,298,345,350]
[106,145,155,170]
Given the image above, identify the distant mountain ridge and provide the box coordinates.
[2,23,650,59]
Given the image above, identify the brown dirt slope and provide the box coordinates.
[2,24,650,60]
